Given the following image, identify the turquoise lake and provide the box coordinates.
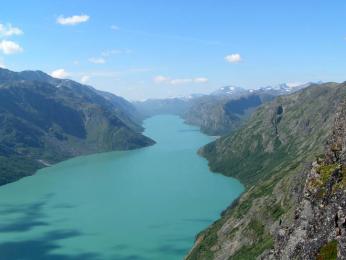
[0,115,244,260]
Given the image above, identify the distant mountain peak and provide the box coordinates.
[208,81,322,99]
[256,81,323,95]
[211,85,247,96]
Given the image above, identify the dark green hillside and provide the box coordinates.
[223,95,262,115]
[0,68,154,186]
[98,89,144,132]
[184,94,274,136]
[187,82,346,260]
[201,83,343,186]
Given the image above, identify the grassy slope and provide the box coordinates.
[0,80,154,186]
[187,82,346,259]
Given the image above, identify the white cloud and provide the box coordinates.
[225,53,242,63]
[0,60,5,68]
[89,57,106,64]
[153,75,170,84]
[80,75,90,83]
[51,69,69,79]
[0,23,23,37]
[194,77,209,83]
[111,25,120,31]
[0,40,23,54]
[153,75,209,85]
[170,78,193,85]
[57,14,90,26]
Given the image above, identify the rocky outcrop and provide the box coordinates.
[186,82,346,260]
[267,102,346,260]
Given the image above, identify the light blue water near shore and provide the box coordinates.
[0,115,244,260]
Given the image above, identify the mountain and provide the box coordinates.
[267,100,346,259]
[134,82,316,137]
[183,83,317,136]
[183,93,275,135]
[133,86,278,136]
[211,86,248,97]
[0,68,154,186]
[255,81,322,96]
[96,89,144,132]
[186,82,346,259]
[211,82,317,98]
[133,97,192,118]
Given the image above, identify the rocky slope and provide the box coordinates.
[134,83,316,136]
[184,93,274,136]
[185,82,320,136]
[186,82,346,259]
[0,68,154,186]
[267,100,346,259]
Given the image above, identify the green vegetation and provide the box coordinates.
[187,219,224,260]
[231,218,273,260]
[248,219,265,235]
[187,82,346,260]
[0,156,42,185]
[316,240,338,260]
[318,164,341,183]
[308,162,346,193]
[231,236,273,260]
[335,167,346,190]
[306,162,340,197]
[268,203,286,220]
[202,83,346,186]
[184,94,274,136]
[0,68,154,186]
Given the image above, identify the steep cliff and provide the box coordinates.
[267,101,346,259]
[186,82,346,259]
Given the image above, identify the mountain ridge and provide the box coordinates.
[186,81,346,259]
[0,68,154,186]
[134,82,319,136]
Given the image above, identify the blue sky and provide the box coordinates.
[0,0,346,100]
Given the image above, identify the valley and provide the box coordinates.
[2,2,345,259]
[1,67,345,259]
[186,82,346,259]
[0,115,243,260]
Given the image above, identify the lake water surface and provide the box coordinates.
[0,115,244,260]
